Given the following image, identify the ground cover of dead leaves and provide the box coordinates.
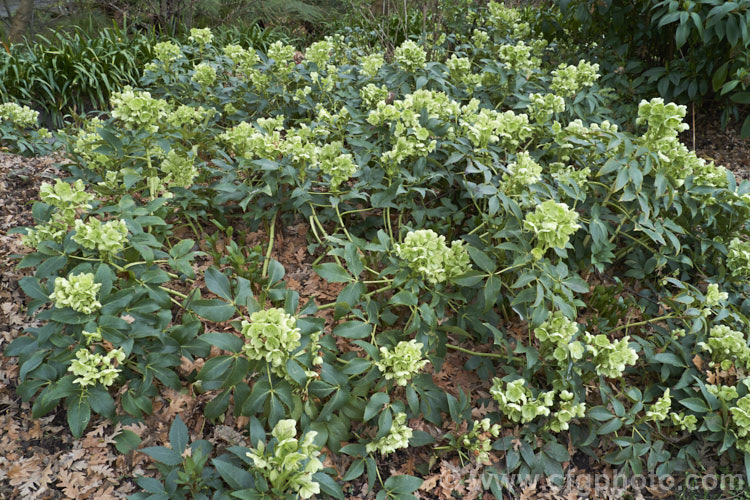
[1,109,749,500]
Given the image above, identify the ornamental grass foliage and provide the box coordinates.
[8,0,750,497]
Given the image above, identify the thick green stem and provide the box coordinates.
[446,344,505,359]
[261,214,277,279]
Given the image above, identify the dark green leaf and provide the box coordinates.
[314,263,352,282]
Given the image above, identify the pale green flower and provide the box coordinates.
[73,218,128,254]
[705,283,728,308]
[727,238,750,277]
[394,229,471,284]
[188,27,213,46]
[534,311,584,365]
[707,383,739,402]
[524,200,580,258]
[22,179,95,249]
[645,389,671,422]
[670,412,698,432]
[502,151,543,194]
[459,418,501,463]
[241,308,301,379]
[549,397,585,432]
[490,378,554,424]
[306,40,333,67]
[160,150,199,188]
[529,93,565,123]
[245,419,323,499]
[316,142,357,189]
[359,53,385,78]
[637,98,688,144]
[68,348,126,387]
[166,104,210,129]
[110,86,169,132]
[461,109,532,151]
[360,83,389,108]
[374,340,429,386]
[731,395,750,453]
[698,324,750,371]
[365,412,413,456]
[582,333,638,378]
[550,60,600,97]
[394,40,426,72]
[82,328,102,345]
[0,102,39,127]
[497,42,539,73]
[50,272,102,315]
[153,41,181,65]
[39,179,94,212]
[191,63,217,87]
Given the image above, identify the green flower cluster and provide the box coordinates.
[581,333,638,378]
[549,162,590,187]
[305,39,333,67]
[40,178,94,213]
[487,1,531,38]
[188,27,213,46]
[534,311,585,365]
[374,340,429,386]
[670,412,698,432]
[245,419,323,499]
[154,41,181,65]
[637,98,689,144]
[550,60,600,97]
[0,102,39,127]
[704,283,728,308]
[222,43,264,87]
[110,86,169,132]
[220,119,285,159]
[316,141,357,190]
[160,150,199,188]
[241,308,301,379]
[49,272,102,315]
[359,53,385,78]
[221,118,357,188]
[529,93,565,123]
[223,43,260,70]
[497,42,539,74]
[446,55,481,87]
[22,179,94,248]
[268,41,297,77]
[502,151,543,194]
[634,98,726,186]
[359,83,389,108]
[367,90,463,168]
[698,324,750,371]
[192,63,217,87]
[365,412,413,456]
[549,391,586,432]
[645,389,671,422]
[394,229,471,284]
[68,348,126,387]
[523,200,580,259]
[394,40,426,72]
[459,418,501,464]
[490,378,555,424]
[462,108,532,151]
[731,395,750,453]
[707,383,739,402]
[73,218,128,254]
[166,104,210,129]
[727,237,750,277]
[72,118,115,172]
